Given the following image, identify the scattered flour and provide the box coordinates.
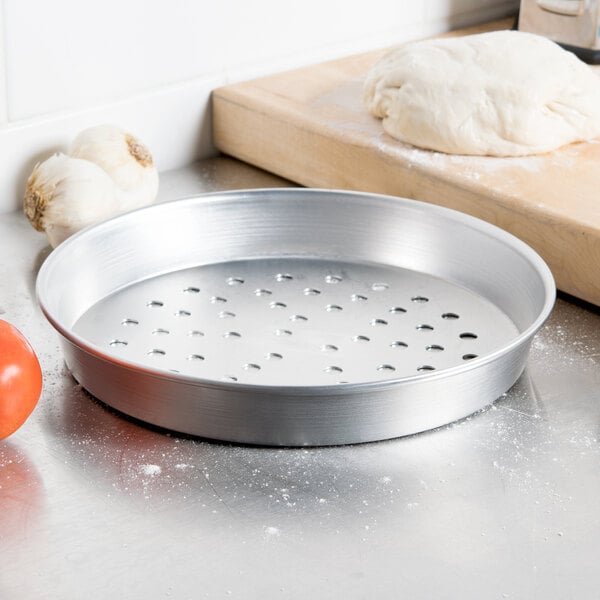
[139,464,162,477]
[263,526,281,538]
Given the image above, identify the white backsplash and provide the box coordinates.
[0,0,518,213]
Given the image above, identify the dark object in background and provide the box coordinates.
[516,0,600,64]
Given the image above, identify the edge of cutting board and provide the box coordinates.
[212,19,600,306]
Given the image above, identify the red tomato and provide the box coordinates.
[0,320,43,439]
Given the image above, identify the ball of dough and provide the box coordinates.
[363,30,600,156]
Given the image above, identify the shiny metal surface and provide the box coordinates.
[36,188,554,445]
[72,258,519,383]
[1,157,599,599]
[519,0,600,57]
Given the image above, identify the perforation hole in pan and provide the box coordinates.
[73,257,517,386]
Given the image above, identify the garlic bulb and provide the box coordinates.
[23,124,159,247]
[23,153,118,248]
[70,124,159,211]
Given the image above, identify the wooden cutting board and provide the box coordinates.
[212,19,600,306]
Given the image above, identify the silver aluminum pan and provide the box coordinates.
[36,189,555,446]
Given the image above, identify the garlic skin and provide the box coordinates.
[70,124,159,211]
[23,153,118,248]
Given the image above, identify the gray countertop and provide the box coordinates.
[1,157,599,600]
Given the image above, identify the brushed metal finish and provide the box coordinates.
[72,258,518,384]
[4,159,600,600]
[519,0,600,51]
[36,189,555,445]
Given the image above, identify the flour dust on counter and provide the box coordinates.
[3,159,600,600]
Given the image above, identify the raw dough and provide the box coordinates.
[363,30,600,156]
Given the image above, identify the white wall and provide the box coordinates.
[0,0,518,213]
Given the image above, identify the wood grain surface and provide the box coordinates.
[213,19,600,306]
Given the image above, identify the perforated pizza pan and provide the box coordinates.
[36,189,555,446]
